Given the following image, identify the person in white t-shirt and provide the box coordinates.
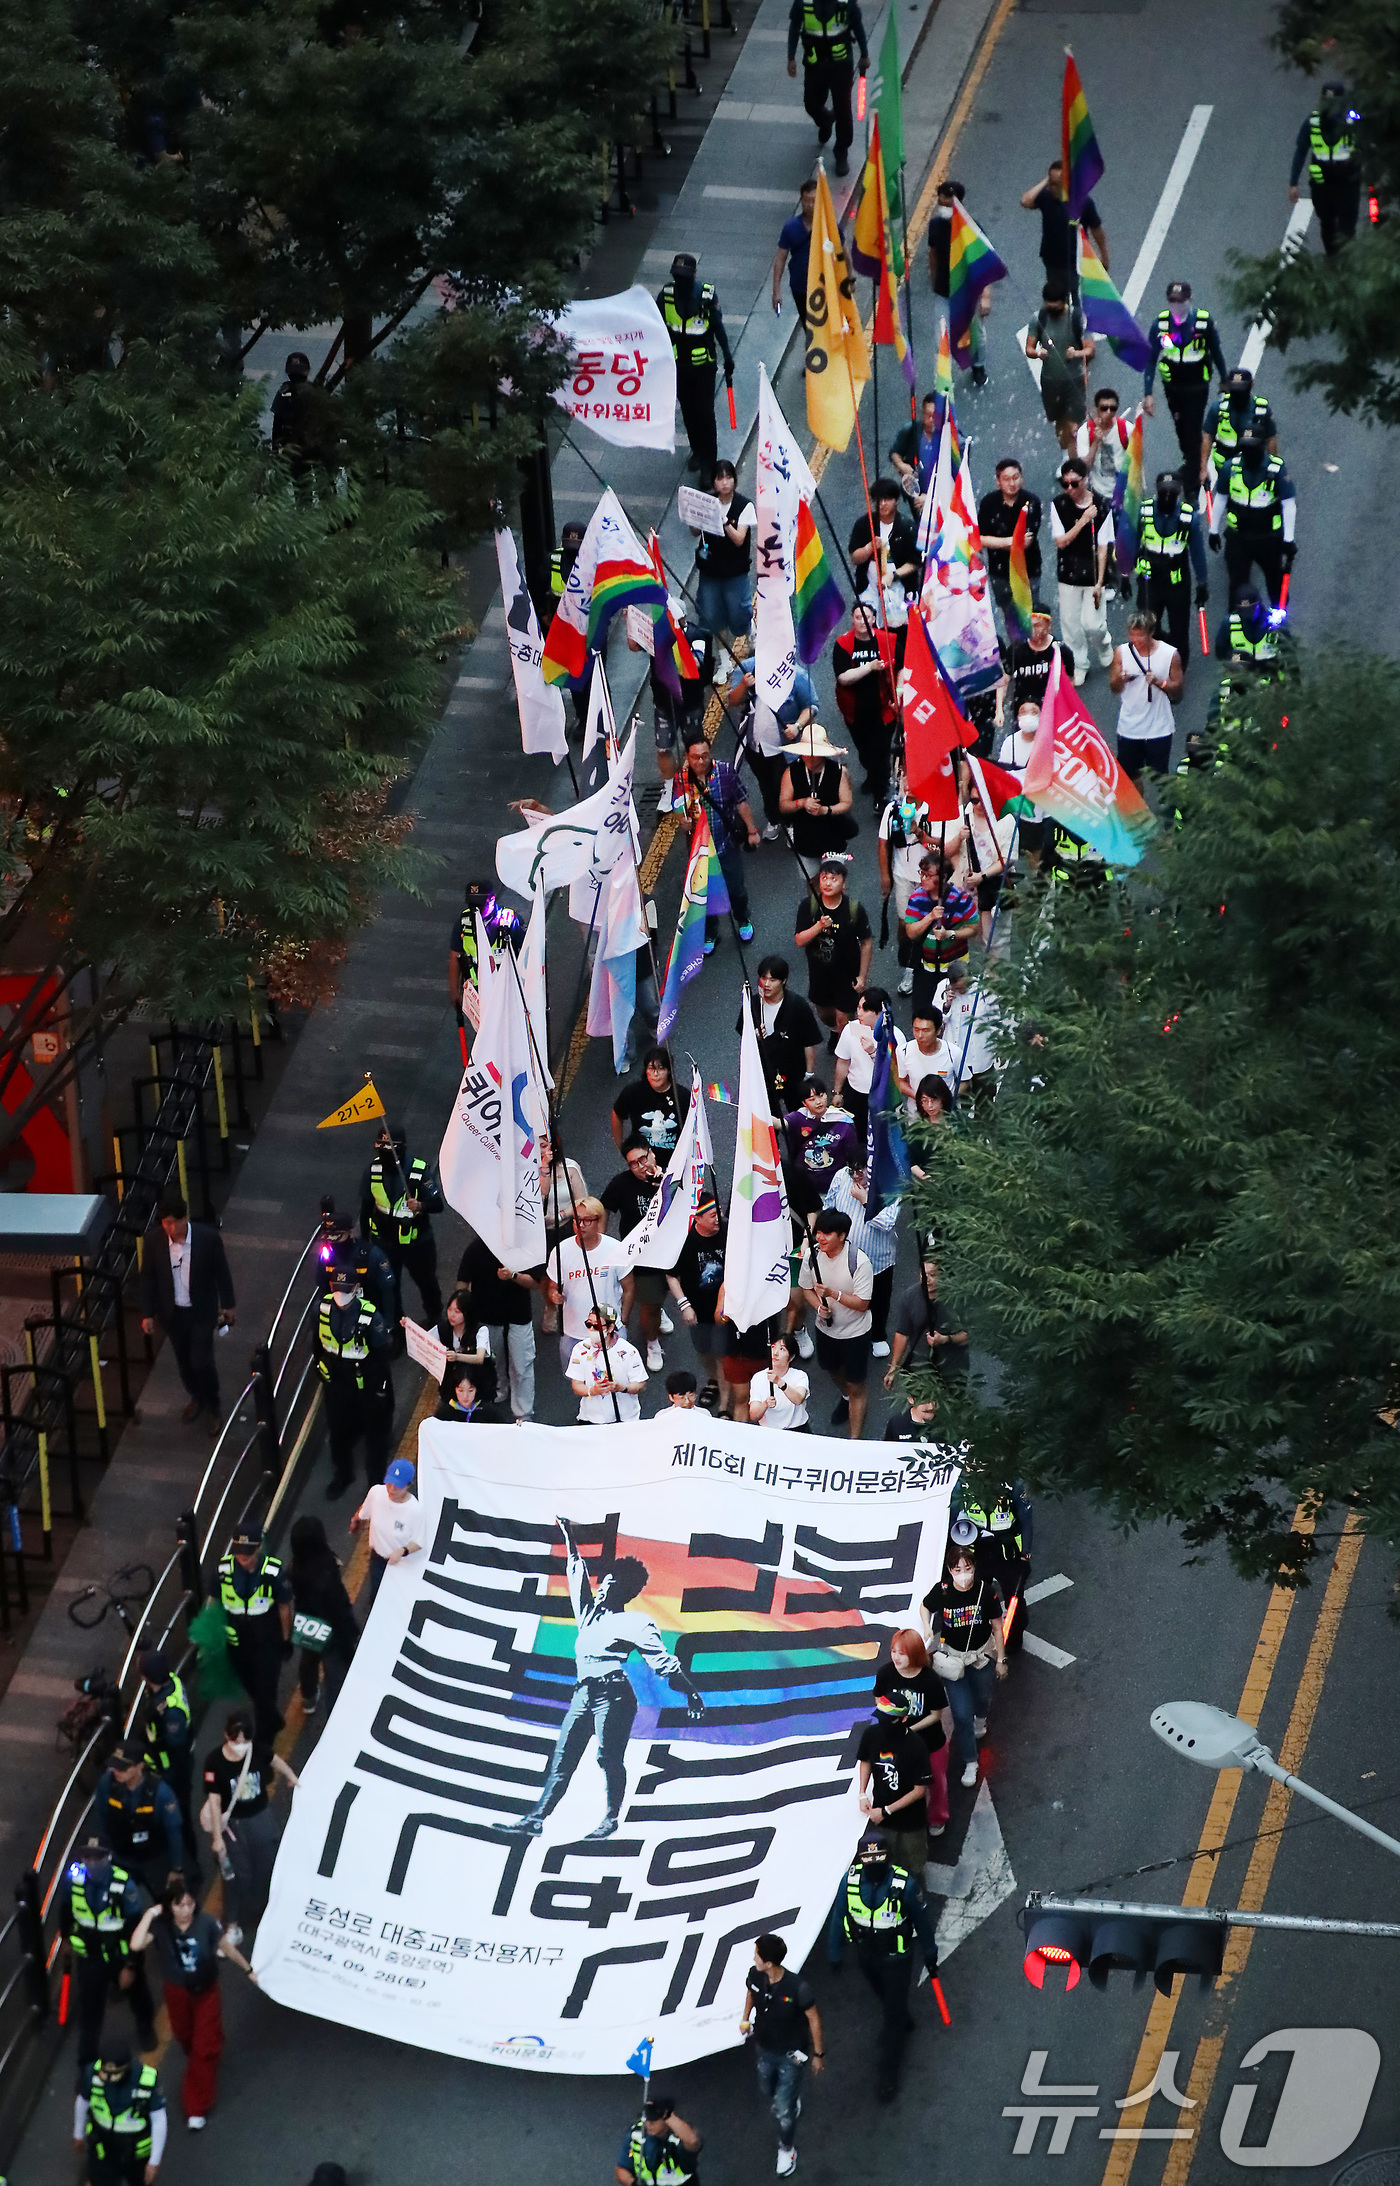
[566,1307,648,1424]
[547,1199,634,1373]
[1109,609,1182,782]
[747,1333,811,1431]
[997,702,1046,868]
[900,1011,956,1112]
[832,988,908,1139]
[935,960,1002,1105]
[350,1457,424,1605]
[798,1209,875,1440]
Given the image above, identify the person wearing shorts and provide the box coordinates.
[722,1317,776,1424]
[797,1208,874,1439]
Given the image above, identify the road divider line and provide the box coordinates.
[1097,1503,1316,2186]
[1021,1631,1076,1669]
[1156,1513,1365,2186]
[1237,197,1316,375]
[1121,107,1214,315]
[1025,1572,1073,1605]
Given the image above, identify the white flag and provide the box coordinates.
[550,285,677,452]
[496,731,637,900]
[586,856,649,1072]
[754,367,800,714]
[723,1003,792,1330]
[623,1084,715,1268]
[579,655,616,797]
[494,526,568,762]
[518,880,553,1091]
[439,953,546,1272]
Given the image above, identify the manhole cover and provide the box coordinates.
[1333,2154,1400,2186]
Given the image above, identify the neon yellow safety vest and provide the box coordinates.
[845,1863,912,1952]
[626,2124,698,2185]
[1210,394,1271,470]
[316,1296,378,1389]
[1153,306,1212,385]
[143,1673,190,1775]
[1308,110,1354,184]
[369,1153,429,1248]
[68,1863,134,1961]
[1135,506,1192,582]
[1226,613,1279,670]
[217,1551,284,1643]
[85,2063,160,2167]
[660,283,719,372]
[799,0,852,65]
[1224,455,1285,535]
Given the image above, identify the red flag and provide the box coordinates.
[966,752,1028,818]
[900,610,975,820]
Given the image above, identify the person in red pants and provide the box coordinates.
[872,1627,951,1840]
[130,1880,256,2129]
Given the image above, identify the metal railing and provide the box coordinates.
[0,1222,324,2165]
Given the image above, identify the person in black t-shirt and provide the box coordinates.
[997,617,1074,730]
[602,1137,670,1371]
[856,1692,931,1878]
[920,1533,1007,1790]
[1019,158,1109,287]
[668,1198,730,1412]
[873,1628,949,1838]
[978,459,1043,635]
[794,860,873,1029]
[883,1394,940,1441]
[741,1931,824,2172]
[739,959,823,1118]
[199,1711,299,1947]
[455,1233,539,1422]
[612,1049,690,1157]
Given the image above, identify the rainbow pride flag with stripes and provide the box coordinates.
[1061,51,1104,220]
[1078,235,1151,370]
[946,201,1008,370]
[1007,507,1034,640]
[792,497,844,664]
[657,812,729,1042]
[1113,406,1145,572]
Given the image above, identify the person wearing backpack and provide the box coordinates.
[797,1208,874,1438]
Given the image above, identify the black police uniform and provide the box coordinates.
[786,0,869,171]
[142,1671,194,1851]
[57,1854,155,2068]
[840,1854,940,2096]
[1142,304,1228,494]
[1292,99,1361,254]
[1134,491,1201,668]
[657,271,734,477]
[217,1547,293,1742]
[316,1288,395,1494]
[1214,448,1296,608]
[360,1139,443,1326]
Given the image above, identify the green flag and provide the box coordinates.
[875,9,905,273]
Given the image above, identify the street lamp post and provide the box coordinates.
[1150,1701,1400,1862]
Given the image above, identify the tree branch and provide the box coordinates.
[323,272,440,392]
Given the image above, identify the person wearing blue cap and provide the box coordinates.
[350,1457,423,1606]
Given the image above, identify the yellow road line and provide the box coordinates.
[1097,1505,1316,2186]
[1157,1514,1365,2186]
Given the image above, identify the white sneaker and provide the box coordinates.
[762,822,781,842]
[659,1309,674,1334]
[188,2118,207,2133]
[794,1326,814,1359]
[974,1715,988,1739]
[222,1924,243,1949]
[960,1761,978,1788]
[777,2149,797,2176]
[871,1340,890,1358]
[1073,667,1087,688]
[928,1822,945,1837]
[646,1340,664,1372]
[898,969,914,996]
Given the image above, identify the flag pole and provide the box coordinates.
[950,817,1018,1107]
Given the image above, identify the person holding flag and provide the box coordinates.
[926,183,990,385]
[676,733,760,950]
[851,113,914,395]
[978,459,1042,633]
[944,196,1008,377]
[1019,159,1109,294]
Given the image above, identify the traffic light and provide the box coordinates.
[1023,1905,1228,1995]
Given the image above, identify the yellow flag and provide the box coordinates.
[804,165,871,453]
[316,1075,387,1129]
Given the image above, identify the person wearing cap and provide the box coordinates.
[359,1122,443,1329]
[836,1828,941,2101]
[315,1246,396,1499]
[199,1709,299,1949]
[794,857,872,1035]
[318,1206,398,1327]
[920,1527,1007,1787]
[1213,585,1283,677]
[1290,81,1363,254]
[1208,424,1298,609]
[848,480,918,639]
[568,1304,649,1424]
[287,1512,359,1715]
[1141,280,1228,495]
[270,348,317,472]
[139,1189,236,1436]
[350,1456,424,1604]
[1050,455,1114,686]
[678,733,759,949]
[1133,468,1209,673]
[137,1650,194,1854]
[94,1745,185,1904]
[657,252,733,476]
[779,722,856,865]
[1109,608,1183,782]
[616,2093,703,2184]
[979,459,1043,633]
[57,1837,156,2071]
[832,602,898,804]
[129,1874,254,2131]
[741,1931,824,2176]
[215,1526,293,1743]
[857,1689,932,1877]
[74,2039,167,2184]
[786,0,869,178]
[1201,367,1278,489]
[667,1197,731,1415]
[798,1207,874,1438]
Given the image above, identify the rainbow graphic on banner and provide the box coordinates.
[1078,236,1151,370]
[792,498,844,664]
[1061,51,1104,221]
[1007,507,1034,640]
[946,201,1008,370]
[657,812,728,1041]
[1113,407,1145,573]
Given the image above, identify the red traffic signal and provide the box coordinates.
[1370,191,1381,225]
[1024,1904,1227,1995]
[1024,1911,1089,1990]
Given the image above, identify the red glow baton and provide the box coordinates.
[931,1977,952,2026]
[856,73,867,122]
[59,1971,70,2026]
[1278,572,1290,612]
[726,382,737,432]
[1001,1598,1018,1645]
[1197,607,1208,656]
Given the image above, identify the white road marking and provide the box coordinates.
[1022,1631,1076,1669]
[1121,105,1214,314]
[923,1779,1017,1959]
[713,99,811,124]
[1237,196,1316,374]
[1024,1571,1073,1605]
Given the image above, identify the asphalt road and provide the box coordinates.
[15,1,1400,2179]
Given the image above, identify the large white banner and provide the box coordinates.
[253,1417,956,2073]
[551,286,677,451]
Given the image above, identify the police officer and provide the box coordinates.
[93,1743,184,1903]
[1208,423,1297,607]
[615,2094,703,2184]
[658,254,734,477]
[137,1649,193,1853]
[449,880,522,1052]
[786,0,869,177]
[1213,584,1283,676]
[1134,469,1209,671]
[547,520,585,623]
[316,1246,395,1497]
[954,1490,1033,1648]
[838,1826,941,2101]
[319,1205,397,1325]
[57,1838,156,2069]
[1290,81,1362,254]
[1141,280,1228,494]
[74,2039,167,2186]
[216,1525,293,1742]
[359,1123,443,1326]
[1201,367,1277,489]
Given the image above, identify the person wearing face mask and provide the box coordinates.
[74,2040,167,2186]
[1141,279,1228,495]
[836,1827,941,2102]
[199,1710,299,1950]
[215,1525,293,1745]
[657,252,734,477]
[1208,423,1298,609]
[1133,469,1208,673]
[1212,585,1283,678]
[1290,81,1363,255]
[315,1247,395,1499]
[996,702,1046,869]
[1201,367,1277,491]
[920,1520,1007,1788]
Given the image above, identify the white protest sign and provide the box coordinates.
[253,1418,957,2073]
[402,1318,449,1383]
[551,287,677,452]
[625,605,655,656]
[678,486,726,537]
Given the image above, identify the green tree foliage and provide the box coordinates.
[0,348,445,1157]
[907,658,1400,1585]
[1230,1,1400,424]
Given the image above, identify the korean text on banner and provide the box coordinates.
[495,526,568,762]
[552,287,677,452]
[251,1417,959,2072]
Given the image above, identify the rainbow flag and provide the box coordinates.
[946,201,1008,370]
[931,323,961,466]
[1113,406,1145,572]
[657,812,729,1041]
[705,1079,734,1105]
[792,496,844,664]
[1077,234,1151,370]
[1061,51,1104,221]
[851,117,915,390]
[544,490,689,695]
[1007,506,1034,640]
